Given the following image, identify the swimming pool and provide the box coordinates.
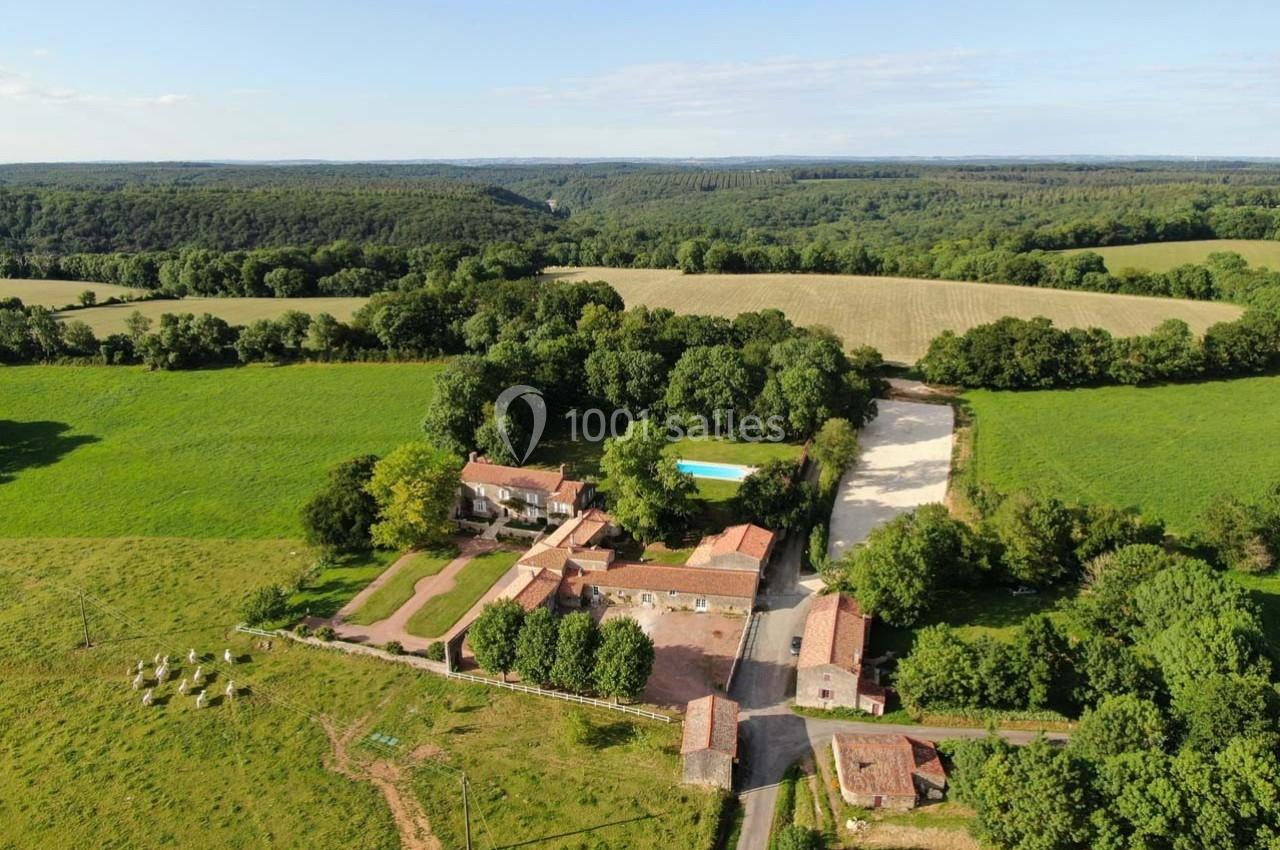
[675,459,756,481]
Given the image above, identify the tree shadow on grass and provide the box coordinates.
[0,420,98,484]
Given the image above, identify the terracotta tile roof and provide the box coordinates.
[681,695,739,756]
[462,459,590,505]
[577,560,759,599]
[798,594,871,673]
[511,568,561,611]
[571,549,614,563]
[543,512,612,548]
[687,524,776,567]
[518,546,572,571]
[832,734,945,799]
[551,479,589,504]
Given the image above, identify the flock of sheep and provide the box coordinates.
[130,647,239,709]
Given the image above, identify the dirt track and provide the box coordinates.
[321,707,440,850]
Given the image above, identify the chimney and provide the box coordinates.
[559,463,569,476]
[468,451,477,463]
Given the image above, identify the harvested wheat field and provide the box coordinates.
[0,278,145,308]
[55,295,370,334]
[1062,239,1280,273]
[546,267,1242,364]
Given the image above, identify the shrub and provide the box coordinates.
[314,625,336,641]
[383,640,404,655]
[425,641,446,662]
[241,584,289,626]
[293,623,312,638]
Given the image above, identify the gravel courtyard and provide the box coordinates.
[827,399,955,562]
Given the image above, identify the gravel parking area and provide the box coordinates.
[827,399,955,562]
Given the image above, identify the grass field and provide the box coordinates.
[1062,239,1280,273]
[1,277,145,308]
[963,376,1280,535]
[57,295,369,334]
[546,267,1242,364]
[0,363,442,538]
[405,549,524,638]
[0,539,715,850]
[1,360,715,849]
[345,548,458,626]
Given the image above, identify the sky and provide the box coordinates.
[1,0,1278,162]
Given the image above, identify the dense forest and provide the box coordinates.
[2,160,1280,305]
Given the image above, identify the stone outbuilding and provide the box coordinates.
[681,694,739,789]
[795,593,886,714]
[831,734,947,810]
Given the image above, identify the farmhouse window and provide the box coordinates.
[498,488,510,501]
[819,689,834,700]
[694,598,708,612]
[668,589,678,597]
[641,593,654,605]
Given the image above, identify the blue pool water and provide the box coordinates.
[676,459,755,481]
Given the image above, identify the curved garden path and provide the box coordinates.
[320,537,519,652]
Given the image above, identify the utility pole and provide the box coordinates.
[461,774,472,850]
[79,591,91,649]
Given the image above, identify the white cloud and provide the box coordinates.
[498,49,993,119]
[0,67,189,108]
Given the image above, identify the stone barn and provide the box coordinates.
[681,694,738,790]
[831,734,946,810]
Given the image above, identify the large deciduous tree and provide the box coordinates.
[365,442,462,550]
[551,611,598,694]
[513,607,559,687]
[468,599,524,681]
[599,419,695,543]
[592,617,655,703]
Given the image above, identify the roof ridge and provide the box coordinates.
[705,694,716,750]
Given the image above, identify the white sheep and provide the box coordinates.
[178,678,190,696]
[156,664,169,684]
[223,648,235,665]
[187,648,198,664]
[192,666,204,685]
[224,680,236,700]
[132,671,145,691]
[141,688,154,707]
[195,689,208,709]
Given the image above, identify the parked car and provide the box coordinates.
[790,636,803,655]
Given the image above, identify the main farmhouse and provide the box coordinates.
[457,456,776,615]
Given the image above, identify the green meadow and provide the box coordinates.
[0,363,443,538]
[964,376,1280,535]
[0,363,717,849]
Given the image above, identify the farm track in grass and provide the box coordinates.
[0,363,442,538]
[1061,239,1280,273]
[545,267,1241,364]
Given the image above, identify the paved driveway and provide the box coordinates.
[827,400,955,563]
